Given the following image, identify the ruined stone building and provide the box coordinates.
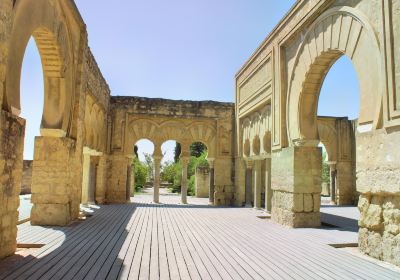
[0,0,399,267]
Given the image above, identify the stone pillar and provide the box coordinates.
[329,163,337,204]
[81,147,102,205]
[264,158,272,212]
[88,160,97,204]
[153,156,162,204]
[106,155,130,203]
[95,156,107,204]
[31,136,77,226]
[130,159,135,197]
[208,158,215,204]
[245,160,254,207]
[0,110,25,259]
[181,157,189,204]
[81,153,91,205]
[253,160,262,209]
[271,146,321,228]
[126,164,131,202]
[356,129,400,267]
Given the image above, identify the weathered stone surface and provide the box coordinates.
[195,166,209,198]
[0,110,25,259]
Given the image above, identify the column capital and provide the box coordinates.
[207,158,215,168]
[180,156,190,166]
[245,159,254,169]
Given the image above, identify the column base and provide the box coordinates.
[31,203,71,226]
[271,207,321,228]
[271,190,321,228]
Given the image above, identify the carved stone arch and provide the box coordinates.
[127,119,159,153]
[159,120,186,143]
[260,105,272,154]
[287,7,384,146]
[187,122,216,157]
[249,113,261,156]
[242,118,251,157]
[5,0,76,136]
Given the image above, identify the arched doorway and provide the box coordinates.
[317,56,359,206]
[18,37,44,225]
[276,8,384,228]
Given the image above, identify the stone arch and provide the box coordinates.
[287,7,383,146]
[127,119,159,154]
[242,118,251,158]
[159,120,186,143]
[187,122,216,157]
[5,0,75,136]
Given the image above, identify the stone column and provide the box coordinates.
[31,136,77,226]
[271,146,321,228]
[106,155,130,203]
[208,158,215,204]
[264,158,272,212]
[95,156,107,204]
[153,156,162,203]
[88,160,97,204]
[181,157,189,204]
[81,153,91,205]
[329,163,337,204]
[81,147,102,205]
[0,110,25,259]
[130,159,135,197]
[245,160,254,207]
[253,160,262,209]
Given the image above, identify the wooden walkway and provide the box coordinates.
[0,195,399,280]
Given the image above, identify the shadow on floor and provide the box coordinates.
[0,204,136,280]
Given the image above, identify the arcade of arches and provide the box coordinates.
[0,0,399,267]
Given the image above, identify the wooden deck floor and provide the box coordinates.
[0,195,399,280]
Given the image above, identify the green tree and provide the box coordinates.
[143,153,154,181]
[133,157,148,192]
[190,142,207,158]
[321,151,330,184]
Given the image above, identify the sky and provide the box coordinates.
[20,0,359,161]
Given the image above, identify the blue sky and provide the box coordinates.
[20,1,359,161]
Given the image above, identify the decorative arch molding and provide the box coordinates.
[241,104,272,158]
[4,0,77,136]
[287,6,384,146]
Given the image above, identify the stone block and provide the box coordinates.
[31,203,71,226]
[272,206,320,228]
[303,194,313,212]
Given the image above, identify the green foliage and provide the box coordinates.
[321,151,330,184]
[190,142,207,158]
[188,150,209,178]
[143,153,154,180]
[166,145,209,195]
[133,157,148,192]
[188,175,195,196]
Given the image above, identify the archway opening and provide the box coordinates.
[157,140,177,202]
[188,142,209,201]
[19,37,44,224]
[132,139,155,197]
[317,55,359,226]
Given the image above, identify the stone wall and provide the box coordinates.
[357,129,400,266]
[21,160,32,195]
[108,96,235,205]
[195,166,209,198]
[0,111,25,259]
